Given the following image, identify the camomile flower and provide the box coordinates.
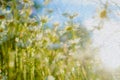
[86,8,109,31]
[65,26,72,31]
[69,38,81,44]
[99,9,107,19]
[96,5,109,20]
[45,29,51,34]
[19,7,33,17]
[69,13,79,19]
[25,7,33,16]
[53,22,60,31]
[40,16,49,23]
[15,38,19,42]
[46,75,55,80]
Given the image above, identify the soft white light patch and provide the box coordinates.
[84,19,120,69]
[95,21,120,69]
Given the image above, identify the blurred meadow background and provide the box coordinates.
[0,0,120,80]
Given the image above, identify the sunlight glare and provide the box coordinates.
[85,19,120,69]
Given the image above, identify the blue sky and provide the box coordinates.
[35,0,96,23]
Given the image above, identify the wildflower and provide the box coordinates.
[69,38,81,44]
[36,34,43,41]
[56,53,66,60]
[65,26,72,31]
[40,16,48,23]
[46,75,55,80]
[45,29,51,34]
[100,9,107,18]
[24,7,33,16]
[60,69,64,74]
[69,13,79,19]
[15,38,19,42]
